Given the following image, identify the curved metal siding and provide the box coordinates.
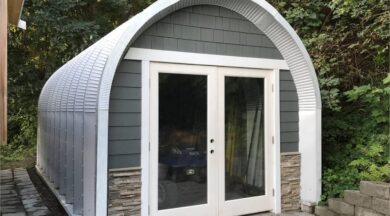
[265,22,318,110]
[97,0,320,112]
[37,0,321,215]
[37,24,130,215]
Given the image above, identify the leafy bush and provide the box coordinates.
[6,0,155,161]
[0,142,36,162]
[270,0,389,202]
[345,75,390,181]
[321,75,390,201]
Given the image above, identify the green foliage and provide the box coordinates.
[7,0,155,161]
[345,76,390,181]
[0,142,36,162]
[321,75,390,200]
[270,0,390,201]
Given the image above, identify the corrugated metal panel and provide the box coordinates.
[264,22,319,110]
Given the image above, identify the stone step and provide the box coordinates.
[344,190,372,209]
[314,205,337,216]
[360,181,390,200]
[328,198,354,216]
[372,197,390,215]
[355,206,384,216]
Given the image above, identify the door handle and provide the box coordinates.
[210,150,214,154]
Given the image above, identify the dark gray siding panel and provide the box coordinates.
[108,60,141,169]
[133,5,283,59]
[109,127,141,140]
[112,73,141,87]
[109,113,141,127]
[109,100,141,113]
[110,87,141,100]
[108,154,140,169]
[116,60,141,73]
[280,70,299,152]
[109,140,141,155]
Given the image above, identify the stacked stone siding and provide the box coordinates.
[108,168,141,216]
[315,181,390,216]
[108,155,303,215]
[281,152,301,212]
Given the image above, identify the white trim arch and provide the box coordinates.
[37,1,322,215]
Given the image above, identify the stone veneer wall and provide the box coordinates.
[108,168,141,216]
[107,156,301,215]
[281,152,301,212]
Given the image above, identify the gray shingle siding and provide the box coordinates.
[108,6,299,169]
[280,70,299,152]
[132,5,283,59]
[108,60,141,169]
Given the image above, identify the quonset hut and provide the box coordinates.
[37,1,322,215]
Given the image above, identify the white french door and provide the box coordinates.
[217,67,274,216]
[150,63,273,216]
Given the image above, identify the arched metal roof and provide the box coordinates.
[39,0,321,113]
[37,1,322,215]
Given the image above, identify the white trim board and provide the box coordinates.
[96,110,108,216]
[217,67,275,215]
[272,69,281,214]
[141,60,150,216]
[125,48,289,70]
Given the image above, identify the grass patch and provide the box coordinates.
[0,144,36,169]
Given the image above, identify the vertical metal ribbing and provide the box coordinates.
[53,70,66,189]
[55,70,66,194]
[38,75,49,176]
[47,70,58,186]
[83,38,114,216]
[44,110,48,175]
[46,71,61,184]
[68,47,97,213]
[263,22,318,110]
[65,52,89,205]
[72,41,104,215]
[65,110,74,204]
[58,59,77,196]
[60,58,79,202]
[73,111,84,214]
[80,40,106,216]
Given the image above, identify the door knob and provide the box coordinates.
[210,139,214,143]
[210,150,214,154]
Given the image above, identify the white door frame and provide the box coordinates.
[149,63,218,216]
[217,67,274,216]
[133,48,284,216]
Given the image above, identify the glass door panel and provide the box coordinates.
[158,74,208,210]
[218,67,273,216]
[224,77,265,201]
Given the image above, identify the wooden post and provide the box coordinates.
[0,0,8,145]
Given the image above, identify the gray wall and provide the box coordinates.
[108,60,141,169]
[132,5,282,59]
[108,5,299,169]
[280,70,299,152]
